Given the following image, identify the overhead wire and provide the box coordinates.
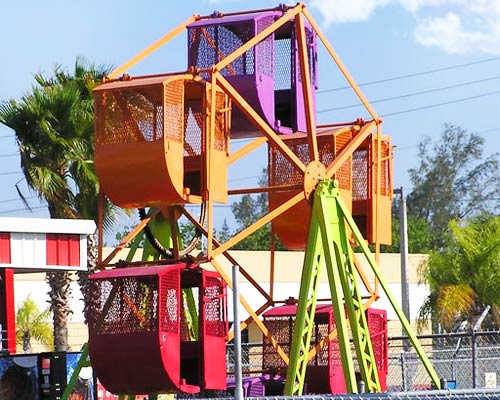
[381,89,500,118]
[318,56,500,93]
[318,74,500,114]
[0,171,23,176]
[0,196,36,204]
[0,205,46,215]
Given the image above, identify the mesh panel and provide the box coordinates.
[369,313,387,372]
[95,87,164,145]
[189,23,254,77]
[256,17,274,77]
[374,139,392,196]
[334,131,353,190]
[274,37,292,90]
[160,270,179,333]
[87,276,159,335]
[184,100,203,158]
[214,91,229,152]
[269,137,311,187]
[263,315,293,371]
[263,311,340,370]
[352,148,368,201]
[203,277,225,337]
[269,134,350,190]
[310,322,330,366]
[164,80,184,142]
[329,313,342,367]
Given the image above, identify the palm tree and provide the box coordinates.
[0,57,113,351]
[16,296,53,353]
[418,215,500,332]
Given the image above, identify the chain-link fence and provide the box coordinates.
[227,330,500,391]
[388,330,500,391]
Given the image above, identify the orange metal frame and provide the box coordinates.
[96,2,392,366]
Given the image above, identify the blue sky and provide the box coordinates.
[1,0,500,234]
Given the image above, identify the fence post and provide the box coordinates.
[401,350,410,391]
[471,306,490,389]
[472,330,477,388]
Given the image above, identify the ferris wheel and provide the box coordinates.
[72,3,441,398]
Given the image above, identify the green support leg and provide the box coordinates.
[336,191,442,389]
[317,181,380,392]
[284,213,326,395]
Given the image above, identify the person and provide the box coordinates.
[0,362,37,400]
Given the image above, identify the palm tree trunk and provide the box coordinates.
[78,232,98,321]
[22,332,31,353]
[46,271,72,351]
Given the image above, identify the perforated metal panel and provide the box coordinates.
[87,275,159,335]
[334,130,353,191]
[95,86,165,145]
[274,37,292,91]
[368,309,388,375]
[189,23,255,77]
[373,139,392,197]
[203,276,225,337]
[352,148,368,202]
[184,99,203,158]
[164,80,184,142]
[263,315,293,371]
[268,132,352,192]
[160,269,180,334]
[256,16,274,77]
[214,91,229,152]
[263,306,388,394]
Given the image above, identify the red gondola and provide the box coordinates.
[86,264,227,395]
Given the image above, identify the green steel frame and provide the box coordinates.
[284,180,440,395]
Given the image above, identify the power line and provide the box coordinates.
[381,89,500,118]
[0,205,46,215]
[0,196,36,204]
[0,153,18,158]
[318,56,500,93]
[318,75,500,114]
[0,171,23,176]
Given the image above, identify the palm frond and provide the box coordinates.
[437,284,475,331]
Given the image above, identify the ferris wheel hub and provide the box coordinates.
[303,160,326,201]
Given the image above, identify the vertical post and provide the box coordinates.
[471,305,490,389]
[397,187,411,354]
[0,268,16,354]
[472,330,477,388]
[401,350,409,391]
[232,265,244,400]
[396,188,410,328]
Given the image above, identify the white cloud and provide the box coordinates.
[310,0,500,55]
[465,0,500,17]
[399,0,464,13]
[414,12,499,54]
[309,0,391,24]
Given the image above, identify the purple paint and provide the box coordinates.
[187,10,317,137]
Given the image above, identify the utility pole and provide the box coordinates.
[394,187,410,335]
